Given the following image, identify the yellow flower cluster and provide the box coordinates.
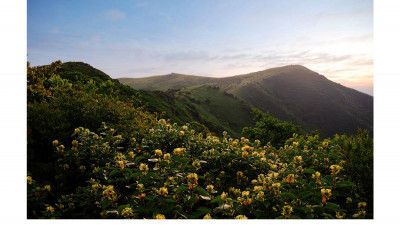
[285,174,295,184]
[206,185,214,193]
[187,173,198,190]
[271,183,281,195]
[103,185,117,201]
[157,187,168,197]
[312,172,321,184]
[203,213,212,219]
[268,172,279,181]
[330,165,343,175]
[192,160,201,169]
[293,156,302,164]
[173,148,186,156]
[43,185,51,192]
[282,205,293,218]
[336,211,346,219]
[321,189,332,205]
[221,192,228,201]
[92,183,100,192]
[154,149,162,157]
[46,206,55,214]
[121,207,134,218]
[155,214,166,219]
[235,215,248,219]
[27,176,33,185]
[116,160,127,170]
[139,163,149,175]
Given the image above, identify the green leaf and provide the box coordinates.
[122,168,132,173]
[102,200,112,210]
[134,156,145,163]
[325,202,340,211]
[186,197,196,206]
[322,175,333,185]
[336,181,354,189]
[304,168,315,174]
[109,170,119,177]
[300,191,314,200]
[281,192,297,200]
[211,195,222,203]
[195,186,210,197]
[197,207,212,214]
[117,205,129,212]
[129,172,142,179]
[176,185,189,192]
[254,209,266,219]
[146,172,159,179]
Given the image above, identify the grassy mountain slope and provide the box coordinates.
[59,62,253,137]
[119,73,214,91]
[119,65,373,137]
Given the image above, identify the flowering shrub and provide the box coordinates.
[28,120,372,219]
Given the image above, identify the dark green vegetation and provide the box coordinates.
[27,61,373,219]
[120,65,373,138]
[243,109,302,147]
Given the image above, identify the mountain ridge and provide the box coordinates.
[119,65,373,137]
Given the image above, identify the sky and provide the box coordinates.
[28,0,373,95]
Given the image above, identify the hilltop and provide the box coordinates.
[119,65,373,137]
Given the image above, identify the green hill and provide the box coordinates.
[57,62,254,137]
[119,65,373,137]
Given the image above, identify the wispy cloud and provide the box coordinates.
[105,9,125,21]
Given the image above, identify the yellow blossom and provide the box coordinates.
[242,191,250,197]
[336,211,346,219]
[358,202,367,208]
[294,156,302,164]
[235,215,248,219]
[282,205,293,218]
[155,214,166,219]
[52,140,59,146]
[206,185,214,192]
[43,185,51,192]
[46,206,55,214]
[154,149,162,157]
[203,213,212,219]
[92,184,100,192]
[330,165,343,175]
[128,151,134,159]
[221,192,228,201]
[321,189,332,204]
[121,207,134,218]
[163,153,171,160]
[27,176,33,185]
[157,187,168,197]
[139,163,149,172]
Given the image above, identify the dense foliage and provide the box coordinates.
[27,61,373,219]
[242,109,302,147]
[28,121,372,219]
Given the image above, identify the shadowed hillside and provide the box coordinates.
[120,65,373,137]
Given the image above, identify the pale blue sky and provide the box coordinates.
[28,0,373,95]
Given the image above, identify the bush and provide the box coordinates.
[28,121,371,219]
